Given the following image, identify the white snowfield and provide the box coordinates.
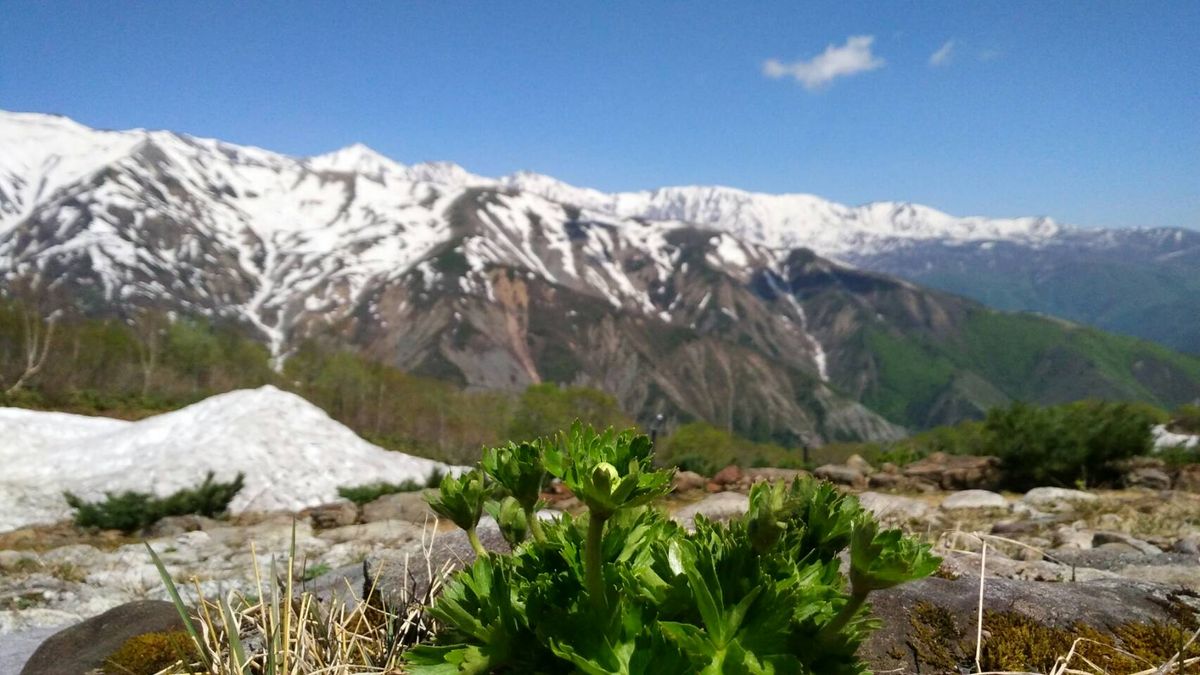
[0,386,453,533]
[1153,424,1200,451]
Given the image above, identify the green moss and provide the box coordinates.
[901,603,1199,673]
[104,630,195,674]
[907,602,970,672]
[979,611,1198,673]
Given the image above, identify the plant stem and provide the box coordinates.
[824,590,868,637]
[527,507,546,543]
[586,511,608,611]
[467,527,487,558]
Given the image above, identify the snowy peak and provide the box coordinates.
[307,142,406,179]
[0,109,1075,255]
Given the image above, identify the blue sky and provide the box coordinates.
[1,1,1196,229]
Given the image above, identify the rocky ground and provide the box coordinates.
[5,455,1200,673]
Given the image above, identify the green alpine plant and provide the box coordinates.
[424,469,494,557]
[408,424,940,674]
[481,441,549,542]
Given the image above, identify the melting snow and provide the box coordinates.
[1153,424,1199,451]
[0,386,453,533]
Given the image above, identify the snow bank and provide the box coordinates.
[0,386,453,532]
[1153,424,1200,451]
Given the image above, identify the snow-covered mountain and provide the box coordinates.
[3,110,1199,443]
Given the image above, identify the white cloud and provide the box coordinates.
[929,40,955,67]
[763,35,885,91]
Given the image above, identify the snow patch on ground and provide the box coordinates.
[0,386,453,533]
[1153,424,1200,451]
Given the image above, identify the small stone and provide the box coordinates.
[1125,467,1172,491]
[308,500,359,529]
[1092,531,1162,556]
[867,472,910,490]
[141,514,220,538]
[1022,487,1099,512]
[1052,525,1093,550]
[710,465,743,488]
[813,464,866,489]
[845,454,875,475]
[361,490,437,524]
[671,492,749,530]
[672,470,707,493]
[1174,465,1200,493]
[743,467,805,486]
[857,492,931,522]
[1172,535,1200,555]
[941,489,1008,511]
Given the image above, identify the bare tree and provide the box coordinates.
[2,294,59,396]
[130,308,169,397]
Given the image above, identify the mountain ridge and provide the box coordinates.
[3,109,1199,444]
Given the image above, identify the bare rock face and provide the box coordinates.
[903,452,1001,491]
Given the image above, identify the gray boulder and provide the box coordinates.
[363,525,510,610]
[361,490,438,524]
[857,492,933,523]
[671,492,749,530]
[308,500,359,529]
[862,575,1200,673]
[941,489,1008,511]
[21,600,184,675]
[1092,531,1162,556]
[813,464,866,489]
[1022,487,1098,511]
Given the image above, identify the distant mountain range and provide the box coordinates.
[2,110,1199,444]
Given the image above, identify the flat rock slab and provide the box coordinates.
[21,600,184,675]
[863,575,1200,673]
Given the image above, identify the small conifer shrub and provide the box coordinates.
[64,471,244,533]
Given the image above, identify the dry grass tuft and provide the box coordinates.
[146,520,454,674]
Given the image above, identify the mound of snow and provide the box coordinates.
[1153,424,1199,451]
[0,386,453,532]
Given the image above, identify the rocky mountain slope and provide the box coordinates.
[3,110,1200,443]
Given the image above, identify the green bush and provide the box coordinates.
[1172,404,1200,434]
[660,422,807,475]
[406,424,939,673]
[984,401,1156,490]
[337,468,445,505]
[64,472,244,533]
